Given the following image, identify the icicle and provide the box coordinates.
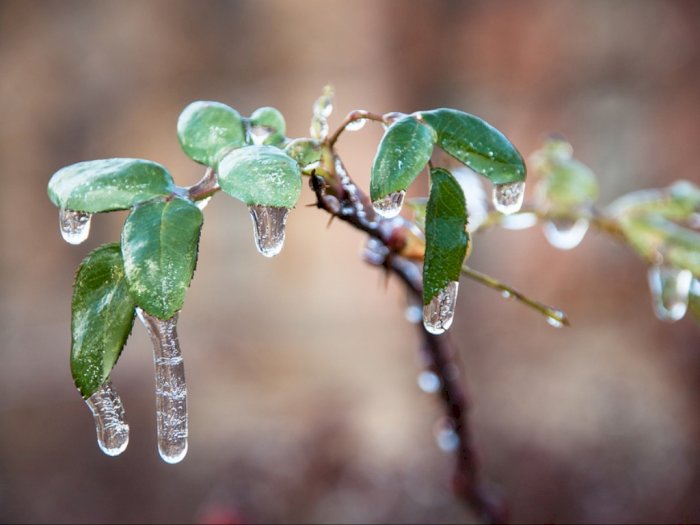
[647,265,692,322]
[492,181,525,215]
[248,205,289,257]
[423,281,459,335]
[543,218,589,250]
[137,308,188,464]
[85,379,129,456]
[59,209,92,244]
[372,190,406,219]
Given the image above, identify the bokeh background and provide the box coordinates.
[1,1,700,523]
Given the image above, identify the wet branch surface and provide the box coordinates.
[310,153,507,524]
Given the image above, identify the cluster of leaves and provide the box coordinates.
[48,90,530,400]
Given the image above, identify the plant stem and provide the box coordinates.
[327,110,386,147]
[311,150,507,524]
[186,167,220,201]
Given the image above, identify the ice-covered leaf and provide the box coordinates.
[250,106,286,146]
[121,197,203,319]
[419,109,526,185]
[218,145,302,208]
[71,244,136,398]
[370,115,436,203]
[177,101,246,166]
[284,138,322,169]
[48,159,175,213]
[423,168,469,304]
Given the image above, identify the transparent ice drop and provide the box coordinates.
[543,218,589,250]
[647,265,693,322]
[423,281,459,335]
[248,205,289,258]
[417,371,441,394]
[492,181,525,215]
[59,209,92,244]
[137,308,188,464]
[545,308,567,328]
[372,190,406,219]
[85,379,129,456]
[345,118,367,131]
[433,417,460,452]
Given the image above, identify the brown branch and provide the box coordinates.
[310,151,507,524]
[186,167,220,201]
[327,110,387,147]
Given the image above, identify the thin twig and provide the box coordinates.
[327,110,386,147]
[186,167,220,201]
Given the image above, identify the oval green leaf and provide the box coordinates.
[370,115,436,202]
[250,106,286,146]
[218,145,302,208]
[284,138,322,168]
[419,109,526,185]
[541,159,599,210]
[177,101,246,166]
[121,197,203,319]
[423,168,469,304]
[72,243,137,398]
[48,158,176,213]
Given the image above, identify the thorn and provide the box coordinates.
[326,215,336,228]
[305,202,318,208]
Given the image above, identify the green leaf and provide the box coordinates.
[284,138,322,168]
[419,109,526,185]
[48,159,175,213]
[539,159,599,210]
[690,285,700,324]
[71,244,136,398]
[423,168,469,304]
[121,197,203,319]
[177,101,246,166]
[218,145,302,208]
[370,116,436,202]
[250,107,286,146]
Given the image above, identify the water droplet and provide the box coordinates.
[137,309,188,464]
[249,125,271,146]
[310,117,329,141]
[492,181,525,215]
[313,97,333,119]
[543,218,589,250]
[433,418,460,452]
[345,118,367,131]
[195,197,211,210]
[647,265,693,322]
[545,309,566,328]
[248,205,289,258]
[501,290,513,299]
[423,281,459,335]
[59,209,92,244]
[372,190,406,219]
[418,371,441,394]
[85,379,129,456]
[500,212,538,230]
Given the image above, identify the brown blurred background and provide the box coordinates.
[1,1,700,523]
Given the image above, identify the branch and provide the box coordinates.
[311,151,507,524]
[327,110,386,147]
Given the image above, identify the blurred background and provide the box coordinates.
[1,1,700,523]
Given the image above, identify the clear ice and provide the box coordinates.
[423,281,459,335]
[434,418,460,452]
[372,190,406,219]
[418,371,441,394]
[137,308,188,464]
[492,181,525,215]
[59,209,92,244]
[345,118,367,131]
[647,265,692,322]
[543,218,589,250]
[85,379,129,456]
[248,205,289,258]
[545,309,566,328]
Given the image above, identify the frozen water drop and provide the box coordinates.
[249,125,271,146]
[543,218,589,250]
[59,209,92,244]
[382,112,406,126]
[248,205,289,258]
[501,212,538,230]
[313,97,333,119]
[85,379,129,456]
[418,371,441,394]
[361,237,389,266]
[195,197,211,210]
[345,118,367,131]
[372,190,406,219]
[405,304,423,324]
[501,290,513,299]
[433,418,460,452]
[310,117,329,141]
[137,309,188,464]
[423,281,459,335]
[545,309,566,328]
[647,265,692,322]
[492,181,525,215]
